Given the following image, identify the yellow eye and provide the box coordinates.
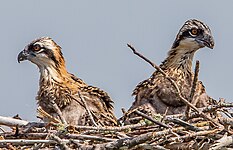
[33,44,41,51]
[191,28,198,35]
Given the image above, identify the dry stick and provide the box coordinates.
[3,132,116,142]
[0,116,28,127]
[166,117,202,132]
[49,134,69,150]
[77,92,98,127]
[161,128,220,145]
[101,122,205,149]
[127,43,218,127]
[102,129,172,149]
[182,102,233,120]
[185,60,200,118]
[50,100,67,125]
[74,122,146,132]
[0,116,146,133]
[37,106,61,124]
[0,139,76,146]
[210,134,233,150]
[134,110,171,128]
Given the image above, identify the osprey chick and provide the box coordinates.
[130,19,214,115]
[18,37,117,126]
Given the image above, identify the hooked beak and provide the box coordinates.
[196,34,214,49]
[17,50,29,63]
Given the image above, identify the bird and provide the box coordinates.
[17,37,117,126]
[128,19,215,116]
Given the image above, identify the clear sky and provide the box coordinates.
[0,1,232,121]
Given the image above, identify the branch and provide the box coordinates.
[165,128,220,145]
[50,100,67,125]
[210,134,233,150]
[0,116,28,127]
[127,43,218,127]
[134,110,171,128]
[185,60,200,118]
[37,106,61,124]
[166,117,202,132]
[49,134,69,150]
[77,92,98,127]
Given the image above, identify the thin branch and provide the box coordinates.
[166,117,202,132]
[37,106,61,124]
[50,100,67,125]
[164,128,220,144]
[49,133,69,150]
[210,134,233,150]
[0,116,28,127]
[186,60,200,118]
[100,124,201,149]
[77,92,98,127]
[134,110,171,128]
[127,43,218,127]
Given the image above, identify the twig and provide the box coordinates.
[66,133,116,142]
[50,100,67,125]
[134,110,171,128]
[77,92,98,127]
[0,126,6,133]
[127,43,218,127]
[49,134,69,150]
[166,117,202,131]
[219,118,233,126]
[163,128,220,145]
[37,106,61,124]
[0,139,78,146]
[0,116,28,127]
[185,60,200,118]
[210,134,233,150]
[100,124,200,149]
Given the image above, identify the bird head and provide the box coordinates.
[18,37,65,70]
[172,19,214,50]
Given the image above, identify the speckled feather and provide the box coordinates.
[130,19,214,115]
[20,37,117,126]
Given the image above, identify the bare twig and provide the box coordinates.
[0,139,80,146]
[186,60,200,118]
[49,134,69,150]
[210,134,233,150]
[166,117,202,131]
[77,92,98,127]
[127,43,218,126]
[37,106,61,124]
[0,116,28,127]
[50,100,67,125]
[134,110,171,128]
[164,128,220,144]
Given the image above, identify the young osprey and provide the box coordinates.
[18,37,117,126]
[130,19,215,115]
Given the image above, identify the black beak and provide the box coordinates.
[17,50,29,63]
[198,34,215,49]
[195,34,214,49]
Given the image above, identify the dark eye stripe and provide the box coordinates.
[28,44,44,53]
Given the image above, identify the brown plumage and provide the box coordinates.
[18,37,117,126]
[129,19,215,115]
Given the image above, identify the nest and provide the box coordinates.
[0,101,233,150]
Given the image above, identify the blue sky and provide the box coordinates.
[0,1,232,120]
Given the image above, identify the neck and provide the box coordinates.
[160,47,198,74]
[38,63,69,84]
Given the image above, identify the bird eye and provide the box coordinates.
[33,44,41,51]
[190,28,198,35]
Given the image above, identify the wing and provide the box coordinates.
[60,86,117,126]
[130,72,191,114]
[76,86,117,126]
